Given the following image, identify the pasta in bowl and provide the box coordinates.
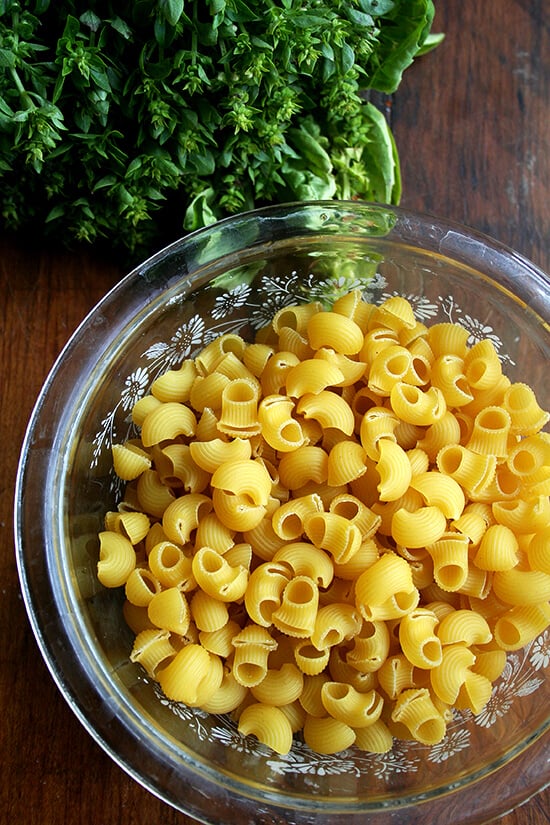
[15,201,550,824]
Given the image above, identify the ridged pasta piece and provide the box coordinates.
[310,603,362,651]
[212,489,268,531]
[299,673,330,717]
[194,333,247,375]
[321,682,383,728]
[258,394,305,452]
[201,667,249,714]
[332,538,379,581]
[354,719,393,753]
[162,493,213,544]
[158,644,223,706]
[151,359,197,402]
[355,552,417,621]
[278,326,313,360]
[192,546,249,602]
[332,289,373,329]
[430,643,475,704]
[359,406,400,461]
[410,471,465,521]
[278,445,329,490]
[376,438,413,502]
[372,295,417,332]
[293,640,331,676]
[327,441,367,486]
[285,358,345,397]
[123,600,154,635]
[136,469,176,518]
[273,542,334,588]
[131,394,162,426]
[313,347,367,386]
[296,390,355,435]
[416,411,462,462]
[154,443,209,493]
[260,352,300,396]
[304,511,362,565]
[463,338,502,390]
[430,354,473,407]
[210,458,272,505]
[492,495,550,534]
[391,505,447,549]
[473,524,519,571]
[272,493,324,541]
[250,663,304,706]
[190,589,230,632]
[470,647,507,682]
[436,608,492,647]
[360,327,399,366]
[244,561,291,626]
[217,377,261,437]
[377,654,416,700]
[502,382,550,436]
[307,310,364,355]
[426,532,470,592]
[303,714,356,754]
[527,527,550,574]
[271,575,319,638]
[130,628,176,678]
[199,620,243,657]
[462,373,511,418]
[346,619,390,673]
[391,688,446,745]
[427,322,470,358]
[189,437,251,474]
[147,586,190,635]
[390,383,447,426]
[232,624,278,687]
[466,406,511,458]
[399,608,442,669]
[436,444,497,496]
[140,401,197,447]
[329,494,381,540]
[97,531,136,588]
[368,344,414,396]
[492,567,550,605]
[238,703,294,754]
[273,301,323,335]
[493,603,550,650]
[105,510,151,545]
[455,671,494,715]
[112,442,152,481]
[124,567,162,607]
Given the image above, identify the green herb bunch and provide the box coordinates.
[0,0,439,259]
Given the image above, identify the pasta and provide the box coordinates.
[96,290,550,757]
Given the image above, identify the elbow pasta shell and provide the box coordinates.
[192,546,249,602]
[296,390,355,436]
[372,295,417,332]
[244,561,291,626]
[354,719,393,754]
[277,326,313,360]
[189,437,252,474]
[304,511,362,565]
[151,359,197,402]
[368,345,415,396]
[303,714,356,754]
[232,624,278,687]
[260,352,300,396]
[346,619,391,673]
[376,438,413,502]
[210,458,272,506]
[430,643,476,704]
[194,512,235,555]
[391,688,446,745]
[416,411,462,462]
[310,603,362,651]
[430,354,473,407]
[258,394,305,452]
[242,343,275,377]
[493,603,550,650]
[527,527,550,574]
[354,553,415,612]
[332,289,372,328]
[399,608,442,669]
[131,394,162,426]
[455,671,494,716]
[238,703,294,755]
[199,620,243,658]
[492,567,550,606]
[194,333,247,375]
[390,383,447,426]
[409,471,465,520]
[293,640,331,676]
[273,301,323,335]
[492,495,550,534]
[130,628,176,678]
[162,493,213,544]
[136,469,176,518]
[436,609,492,646]
[272,575,319,638]
[321,682,383,728]
[466,406,512,458]
[147,587,190,635]
[273,541,334,588]
[190,589,230,632]
[112,442,152,481]
[285,358,345,397]
[473,524,519,571]
[436,444,497,496]
[201,668,249,714]
[97,531,136,588]
[307,310,364,355]
[159,644,224,707]
[359,405,401,461]
[105,510,151,544]
[377,654,416,700]
[278,445,329,490]
[502,382,550,435]
[125,567,162,607]
[140,401,197,447]
[272,493,324,541]
[250,663,304,706]
[327,440,367,486]
[426,532,470,592]
[217,377,262,437]
[427,322,470,359]
[463,338,502,389]
[391,505,447,549]
[314,347,367,386]
[154,443,210,493]
[329,494,381,540]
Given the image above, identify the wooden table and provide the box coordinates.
[2,2,548,823]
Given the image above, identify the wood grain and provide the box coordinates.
[2,2,549,823]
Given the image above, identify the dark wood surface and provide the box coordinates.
[2,2,549,823]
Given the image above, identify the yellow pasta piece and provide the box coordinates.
[372,295,417,332]
[354,719,393,753]
[293,640,331,676]
[190,589,230,632]
[329,494,381,539]
[377,654,416,700]
[151,359,197,402]
[321,682,383,728]
[285,358,345,397]
[410,471,465,520]
[527,527,550,574]
[466,406,512,458]
[97,531,136,588]
[463,338,502,390]
[258,394,305,452]
[232,624,278,687]
[192,546,249,602]
[376,438,413,502]
[390,383,447,426]
[346,619,391,673]
[244,561,291,627]
[493,603,550,650]
[368,344,415,395]
[307,310,364,355]
[391,505,447,549]
[125,567,162,607]
[310,603,362,651]
[492,567,550,605]
[355,552,418,621]
[399,608,442,669]
[436,608,492,647]
[199,620,242,657]
[217,377,261,437]
[436,444,497,496]
[238,703,294,754]
[416,411,462,462]
[473,524,519,571]
[303,714,356,754]
[272,492,324,541]
[148,587,190,635]
[251,663,304,706]
[210,458,272,505]
[273,541,334,588]
[162,493,213,544]
[136,469,176,518]
[492,495,550,534]
[104,509,151,545]
[430,643,475,705]
[112,442,152,481]
[130,628,176,678]
[296,390,355,435]
[360,326,399,366]
[430,354,473,407]
[194,333,247,375]
[260,351,300,396]
[359,406,400,461]
[304,511,362,565]
[455,671,493,715]
[327,440,367,486]
[278,445,329,490]
[426,532,470,592]
[158,644,223,706]
[123,600,154,635]
[271,575,319,638]
[140,401,197,447]
[427,322,470,358]
[502,382,550,436]
[391,688,446,745]
[201,667,249,714]
[313,347,367,386]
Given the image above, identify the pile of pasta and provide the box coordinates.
[97,292,550,756]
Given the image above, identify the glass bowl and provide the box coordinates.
[15,201,550,825]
